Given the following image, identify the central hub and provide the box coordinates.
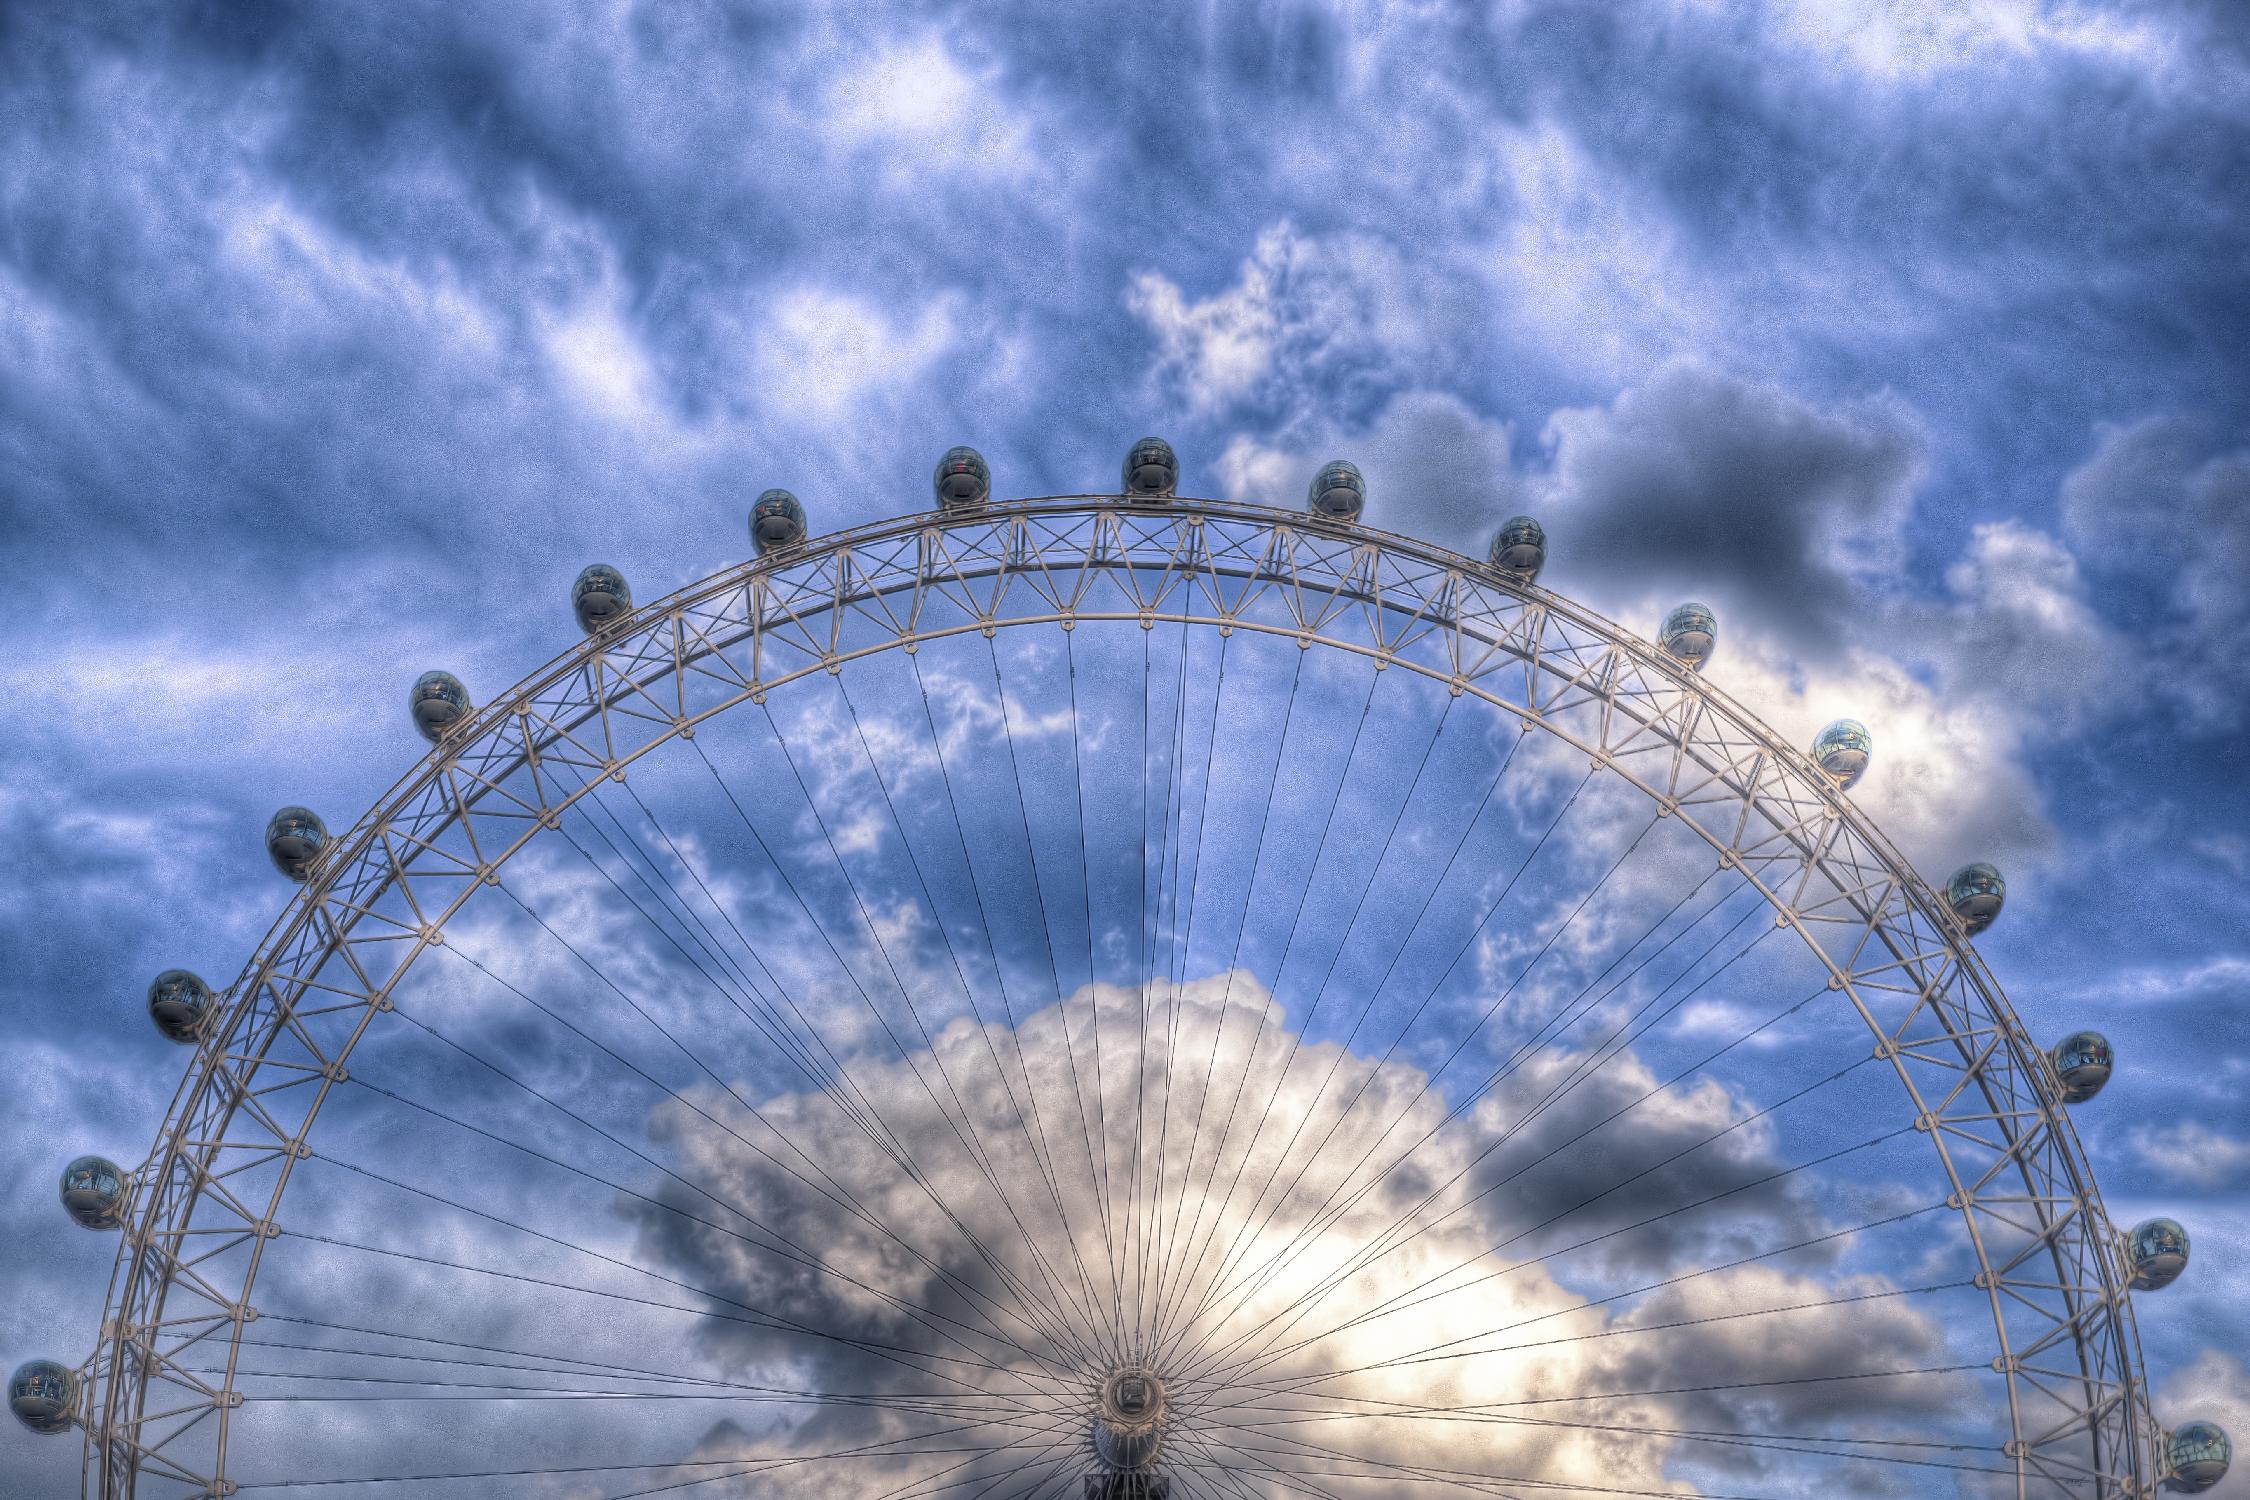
[1093,1367,1168,1472]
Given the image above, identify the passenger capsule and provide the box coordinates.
[1659,602,1718,670]
[1946,862,2006,935]
[7,1359,76,1435]
[265,805,328,882]
[750,488,808,553]
[1307,460,1365,521]
[1489,516,1547,583]
[1811,719,1873,789]
[2128,1216,2190,1291]
[60,1155,128,1231]
[2167,1421,2232,1493]
[147,968,215,1045]
[572,564,633,635]
[933,447,991,509]
[1122,437,1178,498]
[409,670,472,744]
[2049,1029,2113,1105]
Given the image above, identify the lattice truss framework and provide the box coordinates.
[81,495,2159,1498]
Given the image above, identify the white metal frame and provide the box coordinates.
[79,494,2158,1498]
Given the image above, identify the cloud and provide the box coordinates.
[1532,359,1928,654]
[3,2,2247,1492]
[1483,120,1729,383]
[1203,359,2119,874]
[2061,415,2250,727]
[622,971,1974,1493]
[1214,388,1522,552]
[818,31,1045,191]
[1524,365,2128,872]
[752,286,966,428]
[2156,1348,2250,1461]
[1928,520,2113,725]
[1748,0,2185,86]
[539,279,667,430]
[1127,221,1478,428]
[2129,1121,2250,1192]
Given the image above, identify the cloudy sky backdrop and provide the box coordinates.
[5,1,2249,1495]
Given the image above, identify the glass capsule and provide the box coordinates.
[409,670,472,744]
[7,1359,75,1435]
[572,564,633,634]
[2049,1029,2113,1105]
[934,447,991,509]
[1946,861,2006,935]
[147,968,215,1045]
[60,1155,127,1231]
[2167,1421,2232,1493]
[1307,459,1365,521]
[265,805,328,882]
[1659,602,1718,669]
[751,489,808,554]
[2128,1217,2189,1291]
[1811,718,1873,789]
[1122,437,1178,498]
[1489,515,1546,582]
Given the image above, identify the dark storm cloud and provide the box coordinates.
[1534,360,1926,656]
[1210,357,2119,871]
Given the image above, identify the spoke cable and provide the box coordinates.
[425,937,1086,1372]
[1187,904,1788,1381]
[753,688,1123,1360]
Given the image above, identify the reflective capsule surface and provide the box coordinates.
[572,564,633,634]
[147,968,215,1044]
[751,489,808,553]
[8,1359,75,1435]
[2050,1029,2114,1104]
[1946,861,2006,935]
[934,447,991,508]
[409,671,472,744]
[2168,1421,2231,1492]
[2129,1216,2189,1291]
[60,1155,127,1231]
[1659,602,1718,669]
[1122,437,1178,498]
[1307,459,1365,521]
[1811,719,1873,789]
[265,805,329,881]
[1489,515,1546,582]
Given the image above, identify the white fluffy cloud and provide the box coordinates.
[621,972,1974,1496]
[1128,221,1479,425]
[751,285,965,425]
[2130,1120,2250,1191]
[2157,1348,2250,1468]
[1748,0,2184,85]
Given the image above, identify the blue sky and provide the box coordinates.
[5,2,2249,1496]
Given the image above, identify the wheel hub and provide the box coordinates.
[1093,1366,1169,1473]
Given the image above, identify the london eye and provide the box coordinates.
[15,440,2230,1500]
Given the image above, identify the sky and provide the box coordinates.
[5,1,2250,1496]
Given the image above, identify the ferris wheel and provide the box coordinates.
[12,438,2236,1500]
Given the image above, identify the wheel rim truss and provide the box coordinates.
[84,495,2159,1499]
